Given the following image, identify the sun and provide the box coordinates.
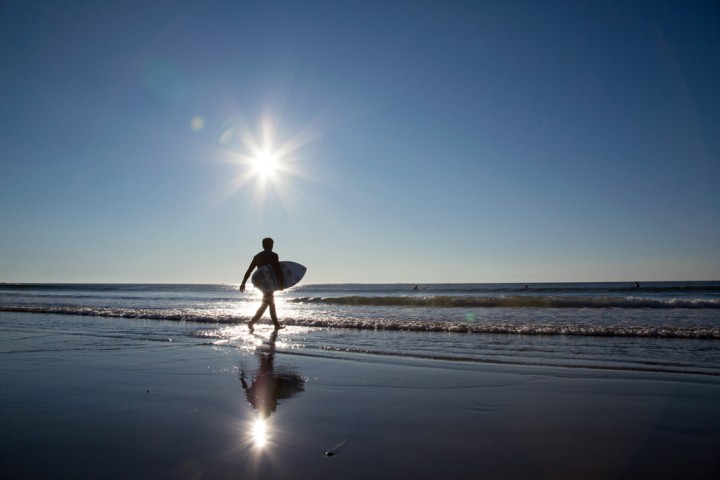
[252,151,277,177]
[208,113,326,212]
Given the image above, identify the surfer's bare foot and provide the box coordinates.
[273,324,285,330]
[247,320,255,332]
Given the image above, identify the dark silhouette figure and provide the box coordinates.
[240,330,305,419]
[635,281,640,288]
[240,237,286,330]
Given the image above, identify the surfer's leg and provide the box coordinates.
[266,293,283,329]
[253,304,268,320]
[269,303,281,329]
[249,303,268,330]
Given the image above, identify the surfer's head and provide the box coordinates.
[262,237,274,251]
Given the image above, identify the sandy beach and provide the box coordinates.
[1,319,719,480]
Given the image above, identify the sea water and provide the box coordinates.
[1,282,719,375]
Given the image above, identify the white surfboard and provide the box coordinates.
[251,261,307,292]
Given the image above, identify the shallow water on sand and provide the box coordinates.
[1,282,719,375]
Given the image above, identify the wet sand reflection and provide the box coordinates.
[240,329,305,447]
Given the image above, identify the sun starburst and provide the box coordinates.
[208,113,322,214]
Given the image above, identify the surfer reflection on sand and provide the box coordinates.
[240,330,305,420]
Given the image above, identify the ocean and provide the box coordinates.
[1,281,719,376]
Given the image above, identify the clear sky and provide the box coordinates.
[1,0,718,284]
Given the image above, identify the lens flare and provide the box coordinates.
[191,116,205,131]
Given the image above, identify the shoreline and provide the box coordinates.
[2,325,719,479]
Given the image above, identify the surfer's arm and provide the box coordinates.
[240,372,250,390]
[239,259,257,292]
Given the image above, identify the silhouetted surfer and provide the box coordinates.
[240,237,285,331]
[635,281,640,288]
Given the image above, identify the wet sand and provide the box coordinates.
[2,327,719,479]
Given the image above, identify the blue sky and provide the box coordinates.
[1,0,718,283]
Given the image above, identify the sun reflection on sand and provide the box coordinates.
[238,328,306,456]
[251,417,268,448]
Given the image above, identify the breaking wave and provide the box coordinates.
[288,295,720,309]
[3,305,719,339]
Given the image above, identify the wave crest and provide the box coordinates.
[3,306,719,339]
[288,295,720,309]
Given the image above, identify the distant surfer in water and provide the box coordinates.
[240,237,285,331]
